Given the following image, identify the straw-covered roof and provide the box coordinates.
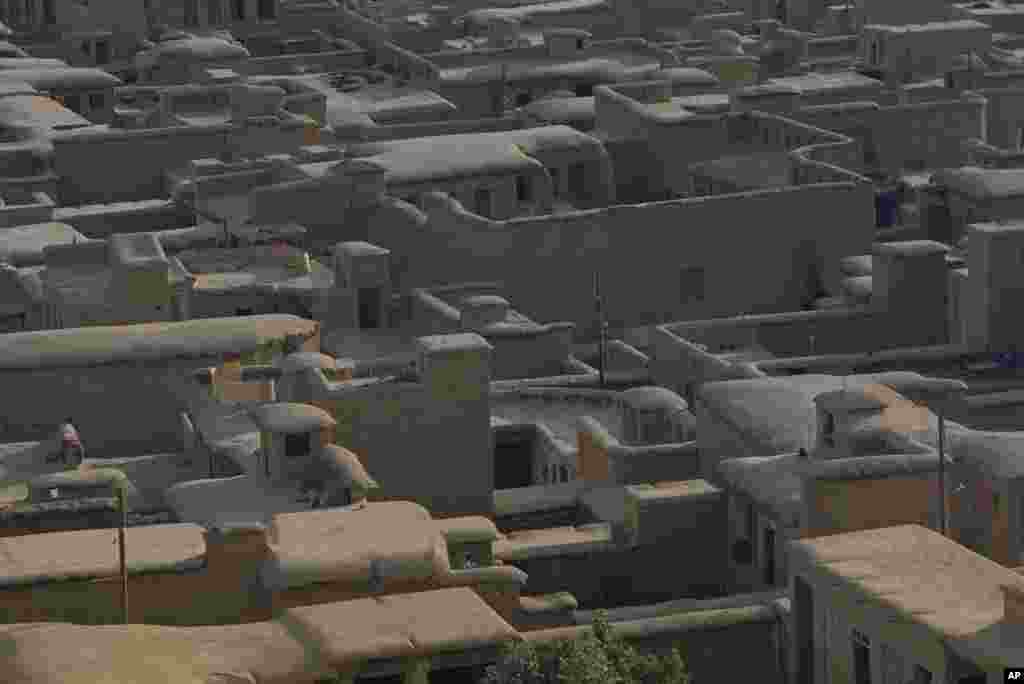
[0,523,205,588]
[286,588,521,666]
[0,620,320,684]
[262,502,448,590]
[0,315,318,370]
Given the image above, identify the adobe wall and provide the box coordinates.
[0,568,266,626]
[0,358,208,458]
[372,183,874,338]
[487,328,575,380]
[313,379,493,517]
[53,127,232,205]
[510,495,727,605]
[54,202,195,239]
[869,98,986,173]
[802,473,941,538]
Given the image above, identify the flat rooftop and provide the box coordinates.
[792,524,1024,670]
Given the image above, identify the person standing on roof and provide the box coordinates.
[59,418,84,467]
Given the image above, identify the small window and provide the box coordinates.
[515,92,531,107]
[574,83,592,97]
[185,0,200,25]
[94,40,109,64]
[576,38,584,50]
[823,412,836,447]
[474,187,492,216]
[516,175,530,202]
[258,0,275,19]
[232,0,245,20]
[89,93,104,109]
[680,266,705,304]
[569,162,587,195]
[549,167,560,195]
[284,432,312,458]
[80,41,91,55]
[852,630,872,684]
[61,93,81,113]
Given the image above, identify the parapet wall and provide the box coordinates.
[375,182,874,337]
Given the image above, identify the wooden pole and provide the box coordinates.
[938,411,947,536]
[117,486,128,624]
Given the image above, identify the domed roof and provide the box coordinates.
[461,294,509,308]
[278,352,337,374]
[621,386,689,412]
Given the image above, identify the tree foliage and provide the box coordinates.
[480,611,690,684]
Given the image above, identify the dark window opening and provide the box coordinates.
[559,464,569,482]
[235,307,254,316]
[574,83,593,97]
[258,0,275,19]
[494,435,534,489]
[232,0,245,20]
[475,187,492,217]
[94,41,109,64]
[795,577,814,684]
[284,432,312,458]
[89,93,105,109]
[516,175,530,202]
[680,266,706,304]
[358,287,381,329]
[852,630,872,684]
[549,167,560,195]
[576,38,584,49]
[43,0,56,24]
[569,162,587,196]
[61,93,82,113]
[823,412,836,447]
[515,92,531,107]
[80,41,91,55]
[763,525,776,585]
[185,0,200,25]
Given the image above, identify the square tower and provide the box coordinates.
[332,241,392,331]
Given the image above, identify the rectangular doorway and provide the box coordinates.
[358,287,381,329]
[795,576,814,684]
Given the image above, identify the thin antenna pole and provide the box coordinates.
[594,271,607,388]
[938,410,947,536]
[117,486,128,624]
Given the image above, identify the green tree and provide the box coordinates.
[480,611,690,684]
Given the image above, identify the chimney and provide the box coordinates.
[1001,583,1024,624]
[416,333,493,401]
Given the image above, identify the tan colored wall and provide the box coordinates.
[577,430,612,483]
[803,474,938,538]
[372,183,874,338]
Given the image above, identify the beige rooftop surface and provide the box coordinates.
[266,502,449,589]
[0,620,320,684]
[792,525,1024,669]
[287,587,521,665]
[0,315,318,369]
[0,523,205,587]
